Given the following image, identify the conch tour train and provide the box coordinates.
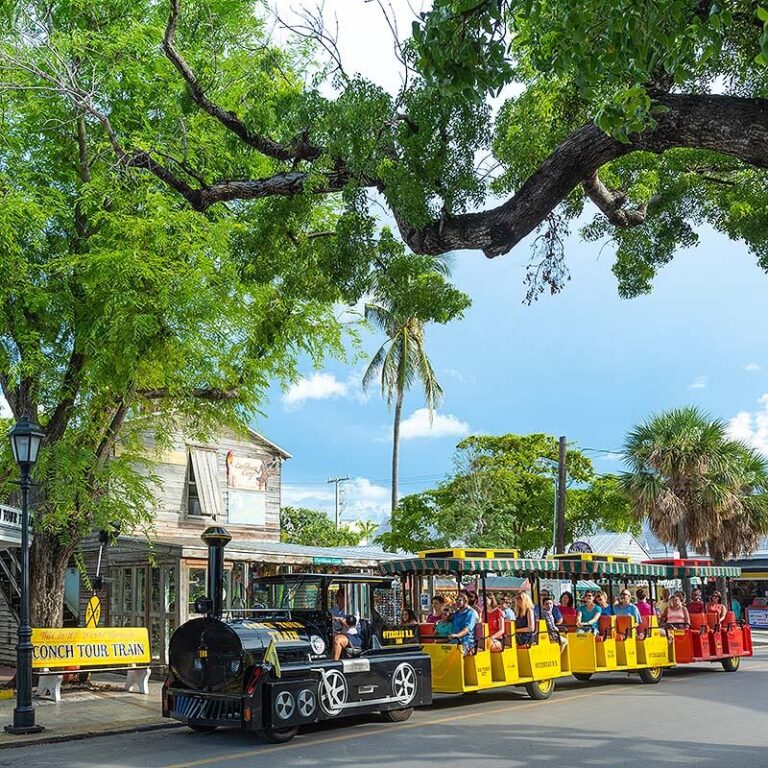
[162,528,753,743]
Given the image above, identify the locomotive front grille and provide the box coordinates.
[170,693,242,722]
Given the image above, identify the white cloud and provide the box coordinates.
[744,363,761,372]
[728,394,768,455]
[282,372,348,408]
[399,408,470,441]
[0,396,10,419]
[689,376,708,390]
[282,477,391,524]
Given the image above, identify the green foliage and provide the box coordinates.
[622,406,768,559]
[280,506,363,548]
[379,433,636,554]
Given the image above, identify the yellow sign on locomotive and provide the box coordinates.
[31,627,150,669]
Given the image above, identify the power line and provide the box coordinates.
[326,476,350,528]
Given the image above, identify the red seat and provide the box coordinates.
[689,613,706,631]
[419,623,435,641]
[474,622,486,652]
[598,615,613,638]
[562,614,578,631]
[615,615,633,639]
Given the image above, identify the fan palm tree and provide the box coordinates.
[621,407,743,557]
[363,304,443,514]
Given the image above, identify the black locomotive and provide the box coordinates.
[162,527,431,743]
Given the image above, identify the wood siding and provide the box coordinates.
[131,426,285,542]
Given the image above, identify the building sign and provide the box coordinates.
[313,556,344,566]
[226,451,275,491]
[31,627,150,669]
[747,607,768,629]
[228,489,266,526]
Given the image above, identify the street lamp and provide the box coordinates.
[6,414,45,735]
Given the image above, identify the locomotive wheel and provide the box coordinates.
[258,726,299,744]
[638,666,663,684]
[188,724,217,733]
[524,678,555,700]
[721,656,741,672]
[381,707,414,723]
[573,673,593,682]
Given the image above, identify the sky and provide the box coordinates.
[258,1,768,527]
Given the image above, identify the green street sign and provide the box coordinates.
[313,556,344,565]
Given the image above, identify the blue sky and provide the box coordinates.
[258,227,768,525]
[262,0,768,527]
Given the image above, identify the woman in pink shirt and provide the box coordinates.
[635,588,653,617]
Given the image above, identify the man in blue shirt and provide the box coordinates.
[449,593,477,654]
[614,589,642,624]
[534,589,562,623]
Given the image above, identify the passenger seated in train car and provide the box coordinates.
[596,591,614,617]
[402,608,419,626]
[614,589,642,624]
[674,590,686,605]
[435,606,454,638]
[635,588,653,617]
[485,595,505,652]
[576,590,602,634]
[332,613,363,660]
[448,593,478,654]
[687,588,705,614]
[559,591,577,619]
[657,588,671,616]
[662,593,690,642]
[707,591,728,624]
[514,593,537,645]
[534,589,562,623]
[500,595,515,621]
[541,597,568,648]
[426,595,445,624]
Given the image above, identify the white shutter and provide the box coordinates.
[190,448,224,519]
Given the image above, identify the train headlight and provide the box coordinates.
[310,635,326,655]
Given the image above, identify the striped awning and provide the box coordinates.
[668,564,741,578]
[379,557,672,579]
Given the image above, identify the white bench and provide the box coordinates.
[36,665,152,703]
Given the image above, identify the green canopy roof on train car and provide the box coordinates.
[379,556,671,579]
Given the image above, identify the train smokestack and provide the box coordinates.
[201,525,232,619]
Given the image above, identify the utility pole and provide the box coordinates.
[327,476,350,529]
[556,435,567,553]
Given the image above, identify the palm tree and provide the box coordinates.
[354,519,380,545]
[622,407,768,566]
[622,407,741,557]
[363,305,443,513]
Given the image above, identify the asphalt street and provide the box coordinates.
[8,651,768,768]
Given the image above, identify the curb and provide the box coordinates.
[0,720,182,750]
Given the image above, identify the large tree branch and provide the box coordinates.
[164,0,320,162]
[396,93,768,257]
[44,349,85,446]
[136,386,241,401]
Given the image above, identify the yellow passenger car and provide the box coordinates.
[380,551,675,697]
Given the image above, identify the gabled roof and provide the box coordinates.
[246,427,292,459]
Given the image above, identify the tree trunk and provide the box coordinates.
[30,532,74,627]
[676,522,691,595]
[391,388,404,514]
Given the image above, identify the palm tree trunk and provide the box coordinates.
[677,522,691,595]
[391,388,404,514]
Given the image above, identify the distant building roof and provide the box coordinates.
[109,534,398,567]
[246,428,292,459]
[572,531,652,562]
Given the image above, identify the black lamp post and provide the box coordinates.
[5,414,45,735]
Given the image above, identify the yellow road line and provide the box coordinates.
[161,689,605,768]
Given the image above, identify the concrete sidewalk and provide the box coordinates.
[0,673,177,749]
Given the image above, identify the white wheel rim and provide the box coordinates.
[319,671,347,716]
[392,663,417,705]
[297,688,316,717]
[275,691,295,720]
